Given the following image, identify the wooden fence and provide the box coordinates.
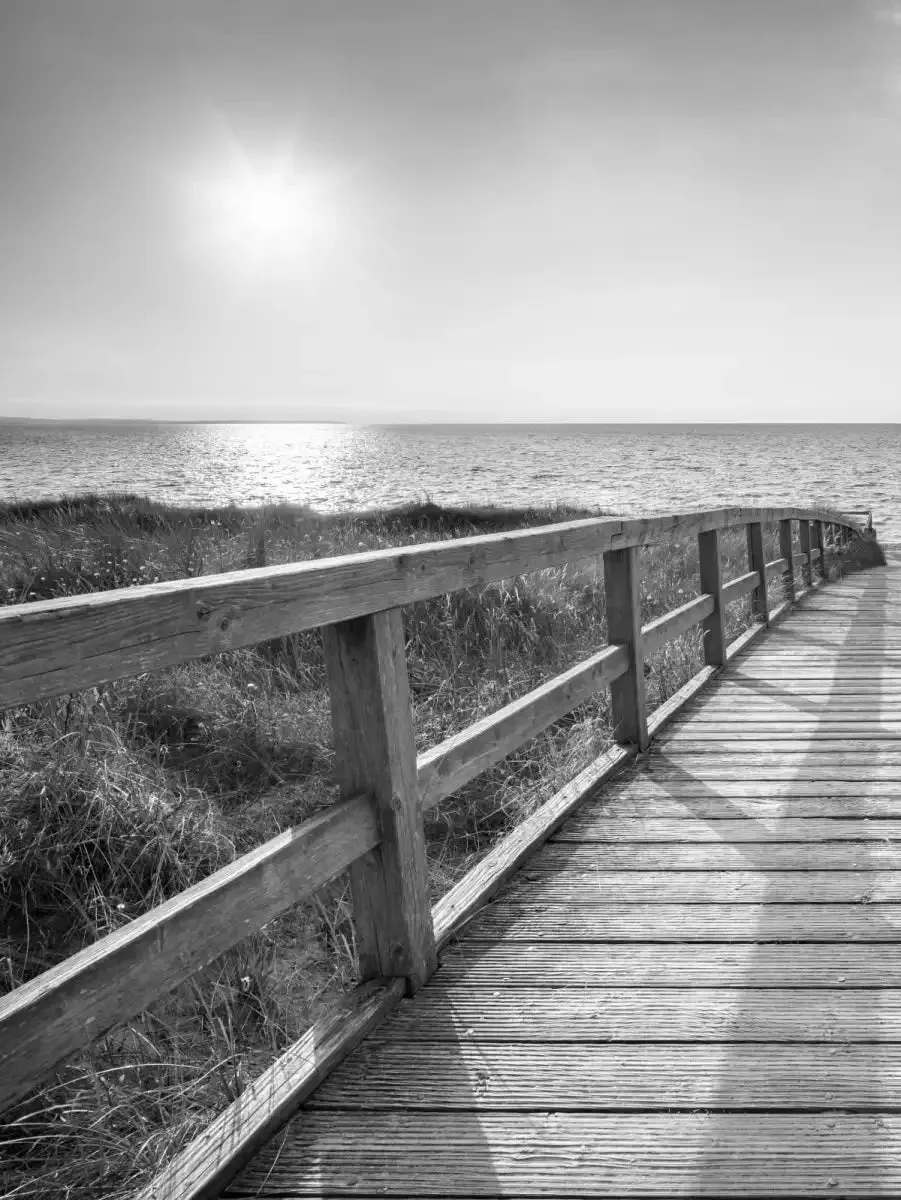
[0,505,863,1198]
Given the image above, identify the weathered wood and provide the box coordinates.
[137,978,405,1200]
[438,941,901,986]
[599,780,901,803]
[309,1042,901,1110]
[416,644,629,809]
[553,816,901,842]
[0,792,379,1113]
[324,609,436,991]
[431,744,634,948]
[654,738,901,754]
[697,528,726,666]
[779,517,796,604]
[603,545,648,750]
[813,519,827,580]
[663,724,901,740]
[629,763,901,780]
[641,593,713,656]
[720,569,758,607]
[226,1112,901,1197]
[530,841,901,870]
[462,900,901,942]
[745,520,770,624]
[0,505,858,710]
[502,869,901,903]
[798,519,813,587]
[374,984,901,1043]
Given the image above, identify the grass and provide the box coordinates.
[0,494,880,1199]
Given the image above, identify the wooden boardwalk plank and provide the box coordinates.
[227,1112,901,1197]
[501,870,901,903]
[373,985,901,1043]
[525,842,901,870]
[553,817,901,842]
[308,1043,901,1110]
[461,901,901,942]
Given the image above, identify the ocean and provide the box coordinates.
[1,421,897,542]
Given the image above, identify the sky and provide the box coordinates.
[2,0,901,423]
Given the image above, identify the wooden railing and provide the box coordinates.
[0,505,864,1194]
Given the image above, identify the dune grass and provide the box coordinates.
[0,495,876,1199]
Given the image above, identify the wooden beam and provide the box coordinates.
[698,528,727,666]
[0,505,863,711]
[799,520,813,587]
[323,608,436,992]
[603,545,648,751]
[745,521,770,625]
[641,594,714,657]
[417,642,629,809]
[779,518,796,605]
[721,571,758,607]
[765,557,790,577]
[0,792,379,1113]
[813,520,827,580]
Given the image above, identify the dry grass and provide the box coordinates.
[0,495,875,1199]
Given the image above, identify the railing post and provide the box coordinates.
[779,518,796,604]
[746,520,770,625]
[698,528,727,666]
[323,607,436,993]
[813,520,827,580]
[799,520,813,588]
[603,545,649,752]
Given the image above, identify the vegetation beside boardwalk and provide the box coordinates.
[0,494,877,1199]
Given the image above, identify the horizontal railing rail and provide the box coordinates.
[0,505,858,710]
[0,503,868,1193]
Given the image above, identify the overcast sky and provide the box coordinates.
[2,0,900,422]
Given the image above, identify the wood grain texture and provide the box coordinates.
[225,1112,901,1196]
[461,900,901,942]
[641,593,713,656]
[373,984,901,1043]
[0,505,858,710]
[501,870,901,903]
[552,816,901,842]
[779,518,796,604]
[651,739,901,754]
[417,644,629,809]
[324,609,436,990]
[582,793,901,818]
[745,521,770,624]
[603,545,648,751]
[438,942,901,986]
[698,528,727,666]
[0,791,379,1112]
[308,1042,901,1110]
[721,570,759,607]
[136,978,405,1200]
[799,520,813,587]
[526,841,901,871]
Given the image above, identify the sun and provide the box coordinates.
[186,147,337,275]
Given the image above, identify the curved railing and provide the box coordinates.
[0,505,865,1198]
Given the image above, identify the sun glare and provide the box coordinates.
[187,148,338,275]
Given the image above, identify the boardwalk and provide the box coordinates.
[226,559,901,1197]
